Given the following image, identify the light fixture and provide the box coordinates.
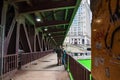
[93,29,97,32]
[48,33,51,36]
[96,19,101,23]
[36,18,41,22]
[44,28,48,31]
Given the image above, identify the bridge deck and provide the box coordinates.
[12,53,70,80]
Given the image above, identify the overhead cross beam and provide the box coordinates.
[50,31,65,34]
[13,0,27,2]
[19,0,76,14]
[48,29,66,32]
[43,29,66,33]
[52,35,65,37]
[55,39,64,43]
[51,32,65,36]
[53,11,57,20]
[51,33,65,36]
[54,40,64,42]
[54,37,64,41]
[54,37,64,39]
[64,9,68,28]
[36,20,69,27]
[65,9,68,20]
[13,0,32,6]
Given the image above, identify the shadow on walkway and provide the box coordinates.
[43,64,57,69]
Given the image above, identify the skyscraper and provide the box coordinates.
[65,0,92,49]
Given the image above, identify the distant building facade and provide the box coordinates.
[65,0,92,50]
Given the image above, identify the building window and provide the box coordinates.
[78,32,82,35]
[75,32,77,35]
[87,39,89,45]
[74,39,77,44]
[82,39,84,44]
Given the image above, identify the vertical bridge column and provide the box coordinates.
[0,1,8,79]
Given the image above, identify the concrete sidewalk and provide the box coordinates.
[12,53,70,80]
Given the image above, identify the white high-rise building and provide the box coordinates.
[65,0,92,49]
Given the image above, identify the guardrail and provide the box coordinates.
[3,50,53,74]
[3,54,18,74]
[67,54,92,80]
[2,50,53,80]
[21,50,53,66]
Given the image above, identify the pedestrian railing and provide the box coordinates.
[3,54,18,74]
[2,50,53,80]
[66,54,92,80]
[21,50,53,66]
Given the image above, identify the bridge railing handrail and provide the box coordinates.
[3,50,53,75]
[3,54,18,74]
[20,50,53,65]
[66,54,92,80]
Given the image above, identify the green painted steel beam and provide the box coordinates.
[23,14,35,25]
